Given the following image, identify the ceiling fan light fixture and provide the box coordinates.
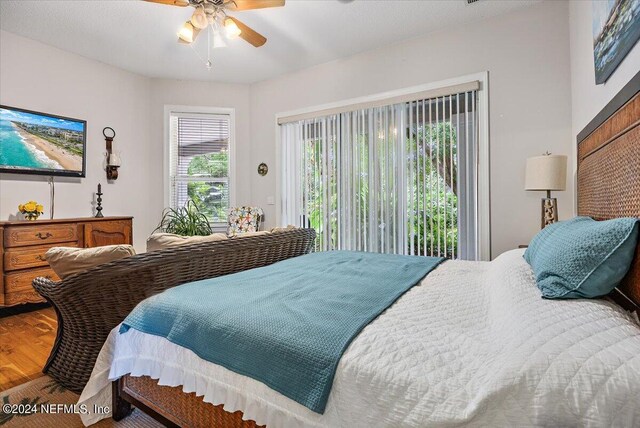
[177,21,198,43]
[224,18,242,38]
[148,0,275,68]
[190,8,209,29]
[213,29,227,48]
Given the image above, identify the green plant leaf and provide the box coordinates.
[154,199,214,236]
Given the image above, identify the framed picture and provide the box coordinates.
[592,0,640,85]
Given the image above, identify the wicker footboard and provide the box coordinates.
[114,375,262,428]
[32,229,316,393]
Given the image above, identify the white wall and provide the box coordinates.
[148,78,252,211]
[249,1,573,258]
[569,1,640,216]
[569,1,640,138]
[0,30,154,251]
[0,31,252,252]
[1,1,582,257]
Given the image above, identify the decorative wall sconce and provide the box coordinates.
[103,127,121,180]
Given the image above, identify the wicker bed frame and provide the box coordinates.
[577,70,640,314]
[32,228,316,427]
[34,73,640,428]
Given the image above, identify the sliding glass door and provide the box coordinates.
[281,88,479,260]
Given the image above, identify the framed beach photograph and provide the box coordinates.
[592,0,640,85]
[0,105,87,177]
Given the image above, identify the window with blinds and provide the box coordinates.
[280,83,481,260]
[169,112,231,225]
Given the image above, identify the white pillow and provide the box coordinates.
[45,245,136,279]
[230,231,272,238]
[146,233,228,252]
[270,225,299,233]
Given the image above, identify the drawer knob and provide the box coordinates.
[35,255,46,261]
[35,232,53,240]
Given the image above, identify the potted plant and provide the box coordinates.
[154,200,213,236]
[18,201,44,221]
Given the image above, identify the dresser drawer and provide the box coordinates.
[4,267,60,294]
[4,242,77,271]
[4,224,78,248]
[4,291,45,306]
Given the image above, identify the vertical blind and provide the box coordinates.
[169,112,231,224]
[281,88,479,260]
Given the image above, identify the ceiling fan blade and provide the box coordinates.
[144,0,190,7]
[228,16,267,47]
[224,0,285,11]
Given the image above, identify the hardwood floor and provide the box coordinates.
[0,305,57,391]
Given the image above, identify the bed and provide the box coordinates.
[64,73,640,427]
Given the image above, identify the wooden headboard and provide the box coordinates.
[577,71,640,313]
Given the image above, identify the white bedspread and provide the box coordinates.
[79,249,640,427]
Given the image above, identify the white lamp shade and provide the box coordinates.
[108,153,121,167]
[224,18,241,38]
[178,21,198,43]
[525,154,567,191]
[190,8,208,30]
[212,29,227,48]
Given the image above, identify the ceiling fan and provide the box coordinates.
[145,0,284,68]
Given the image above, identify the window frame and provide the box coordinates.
[164,105,236,229]
[275,72,490,261]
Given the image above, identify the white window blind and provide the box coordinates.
[169,112,231,225]
[281,89,480,260]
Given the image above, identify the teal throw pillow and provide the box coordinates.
[524,216,639,299]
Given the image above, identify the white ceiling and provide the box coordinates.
[0,0,537,84]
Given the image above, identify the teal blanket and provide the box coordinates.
[120,251,444,413]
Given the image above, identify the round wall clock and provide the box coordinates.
[258,163,268,176]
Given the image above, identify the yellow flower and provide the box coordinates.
[24,202,37,212]
[18,204,24,212]
[36,204,44,213]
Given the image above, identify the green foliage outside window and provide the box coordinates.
[185,151,229,223]
[303,122,458,258]
[409,122,458,258]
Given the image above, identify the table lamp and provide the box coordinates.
[525,153,567,228]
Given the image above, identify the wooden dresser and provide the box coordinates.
[0,217,133,307]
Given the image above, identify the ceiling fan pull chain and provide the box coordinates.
[189,43,207,65]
